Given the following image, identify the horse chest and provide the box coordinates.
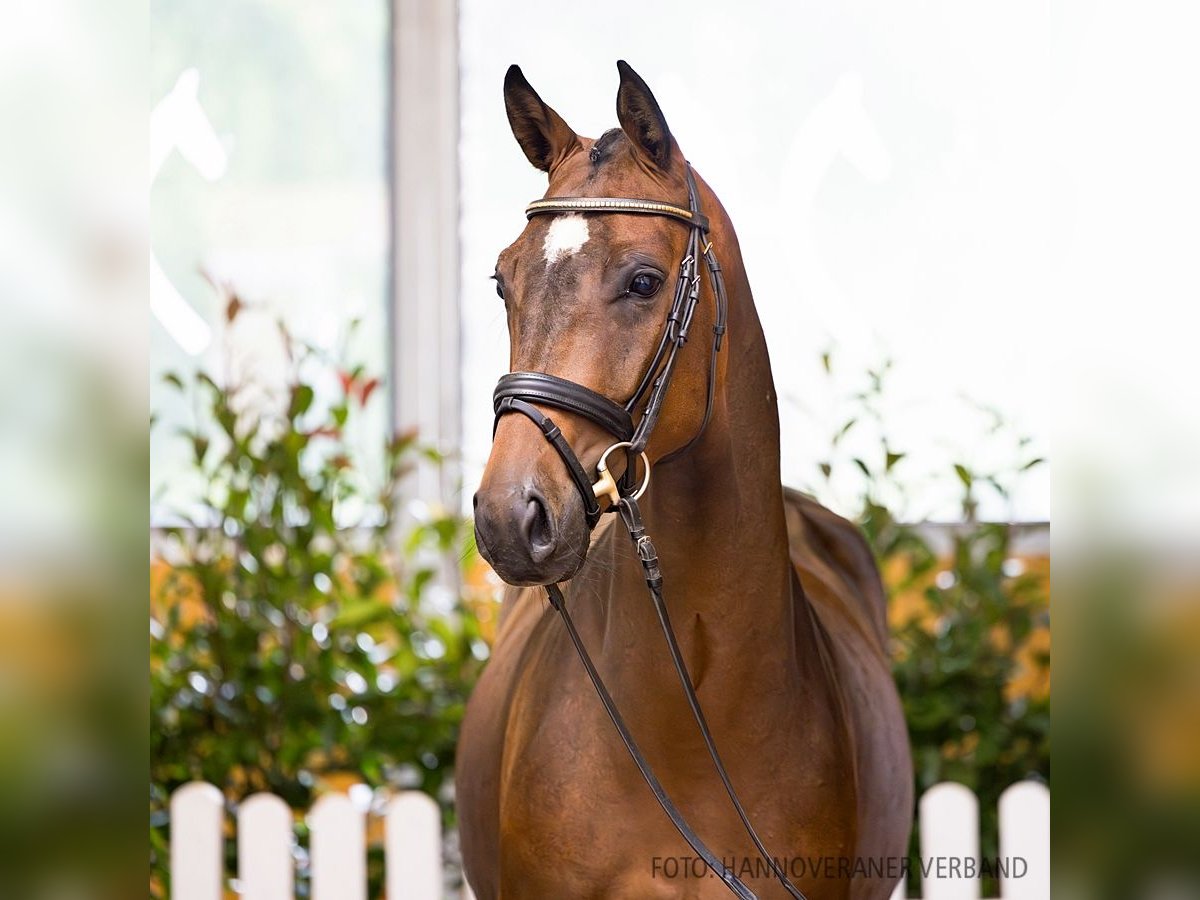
[462,609,857,899]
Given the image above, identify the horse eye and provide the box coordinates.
[628,273,662,298]
[495,282,504,299]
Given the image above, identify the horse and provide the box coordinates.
[458,61,912,899]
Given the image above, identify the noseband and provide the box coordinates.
[489,165,806,900]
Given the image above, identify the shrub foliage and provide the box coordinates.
[806,357,1049,895]
[150,309,484,894]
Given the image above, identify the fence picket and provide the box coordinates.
[167,779,1049,899]
[385,791,442,899]
[170,782,225,900]
[998,781,1049,899]
[309,793,366,900]
[238,792,294,900]
[919,781,981,900]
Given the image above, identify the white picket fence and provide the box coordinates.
[168,779,1048,899]
[890,781,1049,900]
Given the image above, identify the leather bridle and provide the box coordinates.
[490,164,806,900]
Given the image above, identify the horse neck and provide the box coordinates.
[630,210,799,660]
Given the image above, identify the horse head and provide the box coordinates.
[473,62,725,586]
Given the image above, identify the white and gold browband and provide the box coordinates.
[525,197,708,231]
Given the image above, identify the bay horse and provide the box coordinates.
[459,61,911,899]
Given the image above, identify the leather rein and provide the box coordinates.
[491,165,806,900]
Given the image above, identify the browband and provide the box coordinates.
[526,197,709,232]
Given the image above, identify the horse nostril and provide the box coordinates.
[521,487,556,562]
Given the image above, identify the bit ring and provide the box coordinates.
[592,441,651,507]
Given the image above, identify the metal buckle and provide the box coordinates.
[592,441,651,507]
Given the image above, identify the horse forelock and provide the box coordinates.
[588,128,626,167]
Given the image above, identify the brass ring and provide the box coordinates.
[592,441,652,506]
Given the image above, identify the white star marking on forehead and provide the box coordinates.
[542,213,589,267]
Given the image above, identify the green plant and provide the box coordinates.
[149,302,484,896]
[804,355,1050,897]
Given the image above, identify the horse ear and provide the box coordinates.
[503,65,580,174]
[615,60,675,172]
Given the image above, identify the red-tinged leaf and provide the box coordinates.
[390,426,420,453]
[358,377,381,406]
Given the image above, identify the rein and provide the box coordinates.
[491,165,806,900]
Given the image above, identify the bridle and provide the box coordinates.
[490,164,806,900]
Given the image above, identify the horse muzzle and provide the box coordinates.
[472,473,591,587]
